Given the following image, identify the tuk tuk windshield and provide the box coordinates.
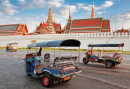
[27,47,37,54]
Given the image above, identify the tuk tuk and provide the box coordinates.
[83,43,124,68]
[6,43,18,52]
[24,39,82,87]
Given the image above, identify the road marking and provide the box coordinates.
[122,63,130,66]
[2,55,6,56]
[80,66,130,74]
[77,74,129,89]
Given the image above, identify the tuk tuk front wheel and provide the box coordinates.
[105,61,114,68]
[83,57,89,64]
[42,74,53,87]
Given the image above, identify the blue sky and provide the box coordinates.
[0,0,130,32]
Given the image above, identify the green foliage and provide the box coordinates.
[0,47,6,49]
[0,47,130,54]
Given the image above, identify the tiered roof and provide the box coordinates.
[0,23,28,36]
[101,19,110,32]
[71,18,102,27]
[0,24,19,31]
[64,1,111,33]
[116,27,129,34]
[34,7,63,34]
[69,17,102,33]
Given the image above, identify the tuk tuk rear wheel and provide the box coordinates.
[105,61,114,68]
[83,57,89,64]
[42,74,53,87]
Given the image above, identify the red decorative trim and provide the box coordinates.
[71,31,99,33]
[67,23,71,30]
[101,30,108,32]
[71,28,100,31]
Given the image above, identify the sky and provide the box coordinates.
[0,0,130,33]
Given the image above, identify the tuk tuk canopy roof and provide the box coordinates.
[7,43,18,45]
[88,43,124,47]
[27,39,81,48]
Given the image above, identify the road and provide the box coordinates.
[0,49,130,89]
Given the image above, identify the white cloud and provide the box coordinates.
[18,0,64,9]
[77,3,92,11]
[46,5,77,29]
[52,5,77,29]
[0,0,18,16]
[86,12,91,15]
[97,11,106,14]
[100,1,113,8]
[111,10,130,30]
[0,0,77,32]
[0,15,48,33]
[48,0,64,8]
[19,0,25,2]
[53,5,77,18]
[77,1,113,11]
[41,14,44,16]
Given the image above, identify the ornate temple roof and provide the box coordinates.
[0,23,29,36]
[71,17,102,28]
[34,7,63,34]
[102,19,109,29]
[64,1,111,33]
[66,23,71,31]
[0,24,19,31]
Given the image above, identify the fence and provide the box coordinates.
[0,33,130,51]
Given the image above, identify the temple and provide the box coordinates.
[34,7,64,34]
[0,23,29,36]
[114,26,129,34]
[64,1,111,33]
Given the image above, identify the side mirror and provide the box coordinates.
[23,57,26,60]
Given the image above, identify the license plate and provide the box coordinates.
[64,76,70,81]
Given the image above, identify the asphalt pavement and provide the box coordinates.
[0,49,130,89]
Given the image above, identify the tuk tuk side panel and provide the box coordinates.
[41,68,60,75]
[105,58,117,61]
[85,53,88,59]
[41,66,80,76]
[62,69,78,75]
[25,57,41,75]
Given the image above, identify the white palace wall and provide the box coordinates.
[0,33,130,51]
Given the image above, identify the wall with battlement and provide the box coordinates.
[0,33,130,51]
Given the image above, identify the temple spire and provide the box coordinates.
[91,0,95,18]
[47,7,53,23]
[68,6,71,22]
[47,7,55,34]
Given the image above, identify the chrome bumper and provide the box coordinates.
[53,70,82,78]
